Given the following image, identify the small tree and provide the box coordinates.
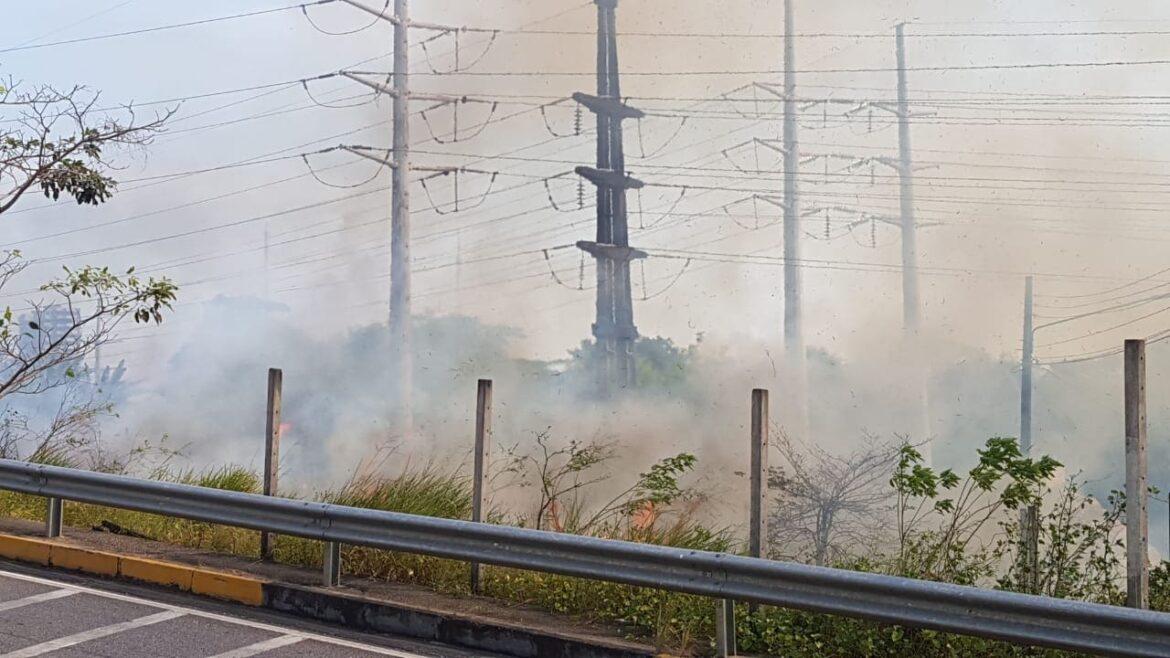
[504,431,700,541]
[566,336,696,394]
[0,376,112,466]
[890,438,1060,584]
[994,477,1125,601]
[0,73,175,461]
[0,255,176,404]
[768,433,899,565]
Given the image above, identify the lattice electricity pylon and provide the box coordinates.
[574,0,646,396]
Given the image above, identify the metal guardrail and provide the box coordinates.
[2,459,1170,657]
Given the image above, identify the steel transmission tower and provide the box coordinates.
[575,0,646,397]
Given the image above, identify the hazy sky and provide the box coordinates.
[4,0,1170,371]
[6,0,1170,556]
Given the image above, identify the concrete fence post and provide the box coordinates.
[1124,339,1149,609]
[470,379,492,594]
[261,368,282,561]
[750,388,769,558]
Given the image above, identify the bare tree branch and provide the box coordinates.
[0,77,173,216]
[0,255,177,403]
[768,430,900,565]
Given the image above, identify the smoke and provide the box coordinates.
[6,0,1170,555]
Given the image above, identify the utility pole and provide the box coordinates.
[1020,276,1034,456]
[778,0,810,444]
[575,0,645,397]
[336,0,465,437]
[782,0,803,358]
[263,222,271,301]
[1019,276,1038,592]
[894,23,920,332]
[389,0,414,436]
[894,23,931,461]
[455,231,463,313]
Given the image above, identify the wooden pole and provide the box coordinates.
[1124,339,1149,609]
[260,368,282,561]
[470,379,492,594]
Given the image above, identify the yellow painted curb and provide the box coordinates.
[49,544,119,577]
[0,533,265,606]
[0,535,52,565]
[119,556,194,591]
[191,569,264,606]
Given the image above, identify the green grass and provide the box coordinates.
[0,463,1154,657]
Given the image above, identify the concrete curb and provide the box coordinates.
[264,582,656,658]
[0,533,664,657]
[0,533,263,605]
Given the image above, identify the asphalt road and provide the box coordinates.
[0,564,502,658]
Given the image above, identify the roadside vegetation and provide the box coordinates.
[1,430,1163,657]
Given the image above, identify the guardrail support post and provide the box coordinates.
[323,541,341,587]
[470,378,492,594]
[45,497,62,538]
[261,367,283,561]
[1124,339,1149,609]
[715,598,736,656]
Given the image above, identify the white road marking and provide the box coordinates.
[0,589,77,612]
[0,569,431,657]
[0,610,185,657]
[205,635,304,657]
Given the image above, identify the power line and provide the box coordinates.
[1035,281,1170,311]
[26,187,386,265]
[1034,293,1170,331]
[411,147,1170,192]
[1038,266,1170,302]
[9,0,137,49]
[644,247,1170,284]
[0,1,336,54]
[6,152,356,248]
[398,58,1170,77]
[458,26,1170,39]
[1038,304,1170,349]
[5,110,572,259]
[1037,329,1170,365]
